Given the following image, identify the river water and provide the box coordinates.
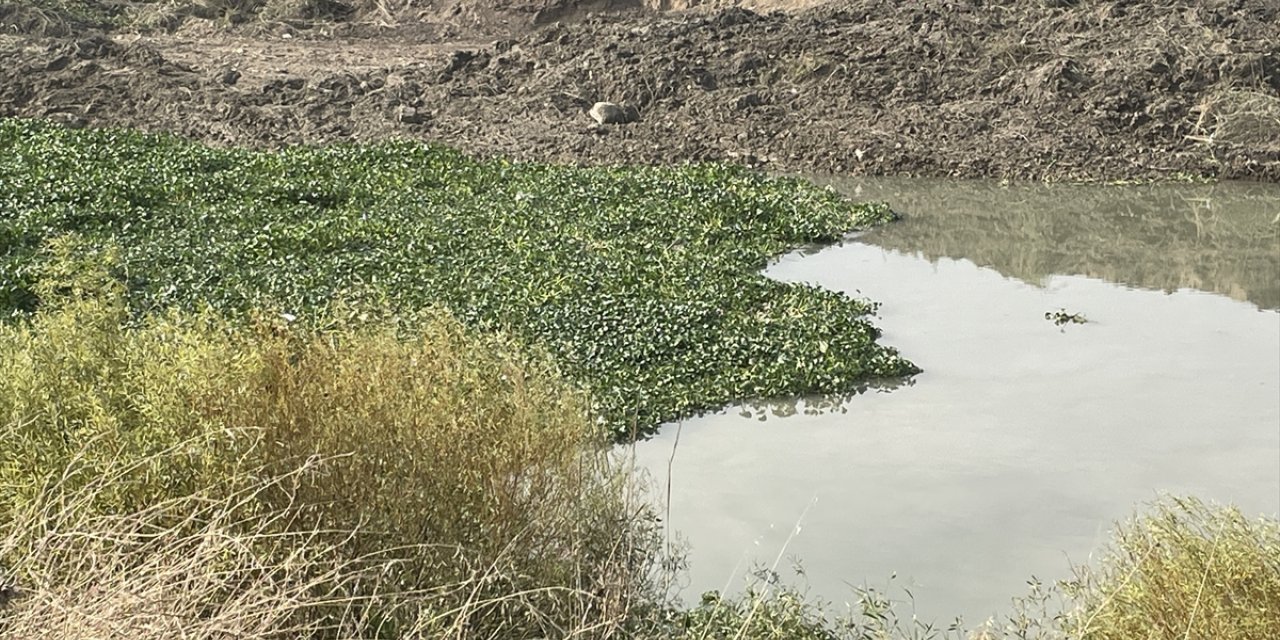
[630,178,1280,626]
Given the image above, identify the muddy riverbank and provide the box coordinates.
[2,0,1277,181]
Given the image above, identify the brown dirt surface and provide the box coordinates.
[2,0,1277,182]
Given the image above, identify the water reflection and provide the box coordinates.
[633,178,1280,627]
[815,177,1280,310]
[734,378,916,421]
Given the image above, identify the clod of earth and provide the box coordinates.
[589,101,639,125]
[396,106,430,124]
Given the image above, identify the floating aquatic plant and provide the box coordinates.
[0,118,916,436]
[1045,308,1088,326]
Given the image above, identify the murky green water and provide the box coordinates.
[631,178,1280,626]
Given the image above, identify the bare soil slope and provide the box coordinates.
[2,0,1277,181]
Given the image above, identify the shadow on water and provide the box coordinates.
[734,377,917,422]
[816,177,1280,310]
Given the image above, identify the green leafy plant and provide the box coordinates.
[0,118,917,437]
[1045,308,1087,326]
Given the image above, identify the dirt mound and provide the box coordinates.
[0,0,119,36]
[1,0,662,39]
[1,0,824,40]
[1,0,1277,181]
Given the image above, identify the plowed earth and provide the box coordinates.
[2,0,1278,181]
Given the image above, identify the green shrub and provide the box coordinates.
[1060,497,1280,640]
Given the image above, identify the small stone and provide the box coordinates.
[733,92,764,110]
[45,55,72,72]
[46,112,87,129]
[397,106,429,125]
[219,69,241,85]
[588,101,639,125]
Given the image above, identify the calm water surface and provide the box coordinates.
[631,178,1280,625]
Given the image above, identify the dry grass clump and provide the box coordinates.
[1059,497,1280,640]
[1190,89,1280,151]
[0,237,658,638]
[0,446,660,639]
[0,455,402,639]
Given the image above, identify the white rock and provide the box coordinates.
[588,102,639,125]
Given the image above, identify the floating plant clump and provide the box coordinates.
[0,118,917,436]
[1045,309,1088,326]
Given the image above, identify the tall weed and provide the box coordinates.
[0,239,658,637]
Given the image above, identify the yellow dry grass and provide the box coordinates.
[0,237,656,638]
